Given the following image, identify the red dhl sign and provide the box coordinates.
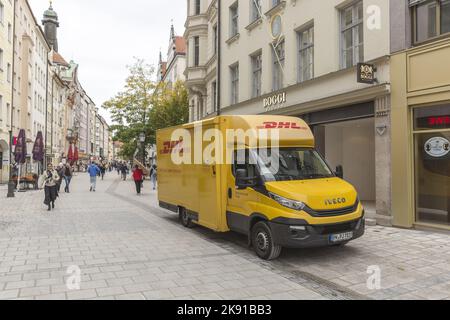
[257,122,308,130]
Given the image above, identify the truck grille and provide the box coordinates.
[305,201,359,217]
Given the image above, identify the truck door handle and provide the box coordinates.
[228,188,232,199]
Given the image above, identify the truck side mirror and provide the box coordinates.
[335,165,344,179]
[236,168,257,190]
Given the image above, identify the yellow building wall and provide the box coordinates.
[391,38,450,229]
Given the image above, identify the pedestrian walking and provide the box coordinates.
[63,164,73,193]
[150,164,157,190]
[56,163,65,193]
[42,164,60,211]
[100,164,106,180]
[120,163,128,181]
[132,165,144,195]
[88,162,100,192]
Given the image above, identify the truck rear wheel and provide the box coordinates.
[251,222,282,260]
[179,207,195,228]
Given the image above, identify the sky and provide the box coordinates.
[29,0,187,124]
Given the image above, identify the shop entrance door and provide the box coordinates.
[414,105,450,227]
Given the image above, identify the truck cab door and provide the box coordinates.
[226,150,260,235]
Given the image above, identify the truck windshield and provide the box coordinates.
[253,148,334,182]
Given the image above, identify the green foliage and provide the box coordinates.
[102,58,189,160]
[148,81,189,142]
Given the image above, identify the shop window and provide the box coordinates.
[412,0,450,44]
[414,105,450,226]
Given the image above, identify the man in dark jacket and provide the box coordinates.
[63,164,73,193]
[56,164,65,193]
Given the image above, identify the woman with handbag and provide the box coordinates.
[132,165,144,195]
[42,164,60,211]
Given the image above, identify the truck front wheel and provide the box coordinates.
[251,222,282,260]
[179,207,195,228]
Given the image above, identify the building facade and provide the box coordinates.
[0,1,113,185]
[0,0,14,183]
[190,0,390,224]
[12,0,51,173]
[185,0,219,122]
[391,0,450,231]
[158,24,187,85]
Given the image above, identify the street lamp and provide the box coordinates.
[139,132,146,167]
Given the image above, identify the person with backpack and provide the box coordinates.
[63,164,73,193]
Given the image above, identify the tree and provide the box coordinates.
[103,58,155,159]
[103,58,189,160]
[148,81,189,142]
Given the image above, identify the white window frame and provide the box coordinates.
[251,52,262,98]
[272,40,285,92]
[340,1,364,69]
[230,2,239,38]
[297,25,314,83]
[250,0,262,23]
[0,2,4,25]
[230,64,239,105]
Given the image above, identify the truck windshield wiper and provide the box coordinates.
[305,174,332,179]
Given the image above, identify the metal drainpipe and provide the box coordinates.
[217,0,221,116]
[7,0,17,198]
[44,62,49,170]
[51,78,54,165]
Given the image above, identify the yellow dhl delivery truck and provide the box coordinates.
[157,116,365,260]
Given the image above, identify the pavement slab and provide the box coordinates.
[0,173,449,300]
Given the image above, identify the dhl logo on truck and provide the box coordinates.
[257,122,308,130]
[160,139,184,155]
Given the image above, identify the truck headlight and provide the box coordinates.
[269,192,306,211]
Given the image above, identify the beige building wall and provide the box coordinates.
[12,0,50,172]
[185,0,218,121]
[219,0,390,111]
[185,0,393,225]
[0,0,14,183]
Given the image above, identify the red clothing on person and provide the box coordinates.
[132,168,144,181]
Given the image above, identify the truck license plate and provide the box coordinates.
[329,232,353,243]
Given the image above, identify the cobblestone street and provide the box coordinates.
[0,173,449,300]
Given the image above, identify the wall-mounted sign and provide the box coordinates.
[424,137,450,158]
[263,92,286,112]
[357,63,376,84]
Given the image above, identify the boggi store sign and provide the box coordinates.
[263,92,287,112]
